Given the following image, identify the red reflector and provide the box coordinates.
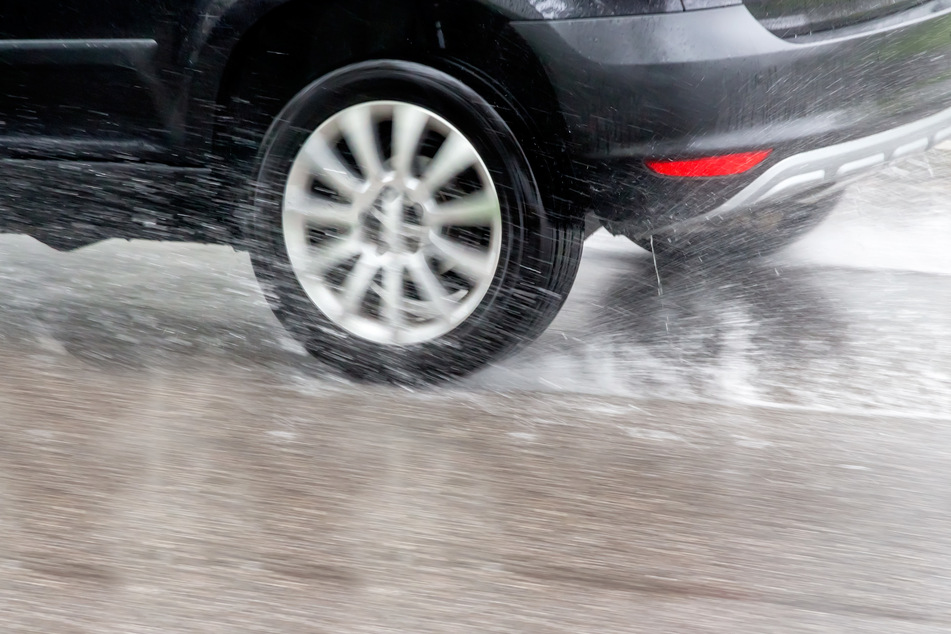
[645,150,772,177]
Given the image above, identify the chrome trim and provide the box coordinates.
[639,104,951,239]
[721,105,951,214]
[722,105,951,214]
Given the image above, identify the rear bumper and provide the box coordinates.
[627,103,951,240]
[513,1,951,231]
[711,104,951,213]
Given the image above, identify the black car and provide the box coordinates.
[1,0,950,380]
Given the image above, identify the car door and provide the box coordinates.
[0,1,194,161]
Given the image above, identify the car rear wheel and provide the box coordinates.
[247,60,584,382]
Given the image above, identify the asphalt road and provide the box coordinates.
[1,150,950,632]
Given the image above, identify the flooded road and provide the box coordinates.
[1,150,950,632]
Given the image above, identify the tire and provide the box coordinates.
[247,60,584,383]
[629,191,843,261]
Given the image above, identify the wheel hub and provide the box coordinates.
[365,182,428,255]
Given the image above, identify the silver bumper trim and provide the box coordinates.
[720,105,951,213]
[645,104,951,239]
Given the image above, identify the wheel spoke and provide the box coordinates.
[339,106,383,182]
[305,234,363,276]
[406,253,453,319]
[391,104,429,179]
[381,261,405,330]
[428,231,494,282]
[339,252,379,314]
[284,192,357,228]
[301,134,362,200]
[420,132,476,195]
[427,190,498,227]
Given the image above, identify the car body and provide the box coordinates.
[1,0,949,379]
[513,0,951,248]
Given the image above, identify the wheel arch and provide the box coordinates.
[197,0,581,235]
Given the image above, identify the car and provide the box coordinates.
[1,0,950,381]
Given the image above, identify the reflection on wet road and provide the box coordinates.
[0,153,950,631]
[473,152,951,422]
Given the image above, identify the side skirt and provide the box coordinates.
[0,161,237,250]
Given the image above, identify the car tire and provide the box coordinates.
[246,60,584,382]
[628,191,843,261]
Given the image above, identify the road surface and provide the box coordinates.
[0,150,950,632]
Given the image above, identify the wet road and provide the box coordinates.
[1,150,950,632]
